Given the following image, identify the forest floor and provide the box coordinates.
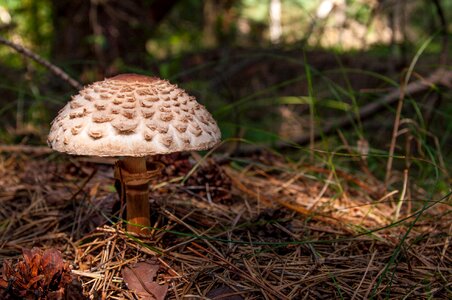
[0,43,450,299]
[0,148,450,299]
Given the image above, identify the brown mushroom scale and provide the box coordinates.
[48,74,221,234]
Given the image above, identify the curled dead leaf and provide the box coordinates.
[121,260,168,300]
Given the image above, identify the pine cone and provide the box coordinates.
[0,248,78,300]
[150,154,232,203]
[149,153,192,179]
[186,159,232,204]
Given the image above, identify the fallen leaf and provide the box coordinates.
[122,260,168,300]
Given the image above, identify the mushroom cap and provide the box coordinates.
[47,74,221,157]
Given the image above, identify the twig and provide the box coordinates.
[394,169,408,221]
[385,75,406,185]
[0,35,82,90]
[0,144,52,154]
[351,250,377,300]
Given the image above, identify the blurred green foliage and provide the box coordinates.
[0,0,450,192]
[0,0,52,67]
[1,0,449,63]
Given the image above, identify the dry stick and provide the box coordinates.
[385,76,407,185]
[0,144,52,154]
[394,169,409,221]
[304,57,315,162]
[0,144,118,165]
[350,250,377,300]
[0,35,82,90]
[0,144,118,168]
[385,41,443,185]
[234,68,452,155]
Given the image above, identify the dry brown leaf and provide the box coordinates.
[121,260,168,300]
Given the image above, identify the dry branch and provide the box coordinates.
[0,144,53,154]
[0,35,82,89]
[235,68,452,154]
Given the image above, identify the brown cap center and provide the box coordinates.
[109,73,159,83]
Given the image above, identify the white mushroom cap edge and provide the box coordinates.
[47,74,221,157]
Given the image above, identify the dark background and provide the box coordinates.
[0,0,450,185]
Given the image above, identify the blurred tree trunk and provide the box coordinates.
[203,0,218,47]
[269,0,282,44]
[202,0,237,48]
[50,0,179,78]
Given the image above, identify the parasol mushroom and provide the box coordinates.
[48,74,221,234]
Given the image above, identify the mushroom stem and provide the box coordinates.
[122,156,150,234]
[123,156,147,173]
